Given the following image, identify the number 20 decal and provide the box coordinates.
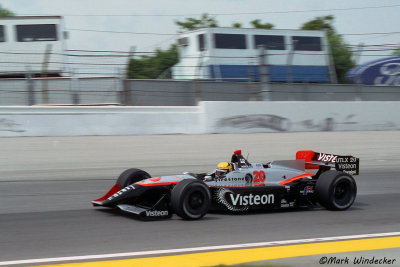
[253,170,266,183]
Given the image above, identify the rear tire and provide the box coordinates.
[117,168,151,188]
[316,170,357,210]
[171,179,211,220]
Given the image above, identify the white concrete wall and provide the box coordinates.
[0,101,399,137]
[0,106,203,136]
[202,101,400,133]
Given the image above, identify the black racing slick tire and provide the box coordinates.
[316,170,357,210]
[171,179,211,220]
[116,168,151,188]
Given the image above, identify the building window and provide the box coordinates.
[214,33,247,49]
[177,37,189,46]
[0,25,5,42]
[291,36,322,51]
[254,35,285,50]
[198,34,206,51]
[16,24,58,42]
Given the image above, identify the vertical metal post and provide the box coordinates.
[126,46,136,81]
[196,51,204,81]
[194,78,201,105]
[71,69,79,105]
[258,45,271,101]
[26,67,35,106]
[41,44,53,104]
[194,51,202,103]
[124,46,135,106]
[353,43,364,101]
[124,79,132,106]
[247,59,257,101]
[116,68,124,105]
[354,43,364,84]
[326,36,338,84]
[126,46,136,75]
[287,40,297,84]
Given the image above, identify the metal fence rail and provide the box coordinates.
[0,76,122,106]
[0,77,400,106]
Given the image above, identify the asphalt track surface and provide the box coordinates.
[0,132,399,265]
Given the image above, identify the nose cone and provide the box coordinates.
[100,184,141,207]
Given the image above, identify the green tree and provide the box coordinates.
[250,19,274,29]
[301,15,335,35]
[232,22,242,28]
[127,44,178,79]
[175,13,218,31]
[301,15,354,83]
[327,34,354,83]
[392,46,400,56]
[0,4,15,17]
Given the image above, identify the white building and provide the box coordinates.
[172,27,335,82]
[0,16,66,77]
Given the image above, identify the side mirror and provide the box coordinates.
[204,175,213,181]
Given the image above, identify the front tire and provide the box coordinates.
[316,170,357,210]
[116,168,151,188]
[171,179,211,220]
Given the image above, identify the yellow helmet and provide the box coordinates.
[216,162,232,177]
[217,162,232,171]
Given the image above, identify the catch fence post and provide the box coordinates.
[116,68,124,105]
[123,46,135,106]
[41,44,53,104]
[286,40,297,84]
[258,45,271,101]
[353,43,365,101]
[71,69,79,105]
[26,67,35,106]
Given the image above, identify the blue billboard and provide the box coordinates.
[347,57,400,86]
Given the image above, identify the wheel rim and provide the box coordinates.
[187,191,205,210]
[333,179,353,207]
[182,189,207,218]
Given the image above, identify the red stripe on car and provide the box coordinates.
[135,181,180,187]
[279,173,314,185]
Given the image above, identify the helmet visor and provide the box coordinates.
[216,169,228,177]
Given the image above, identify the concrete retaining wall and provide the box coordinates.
[0,101,399,137]
[0,106,202,136]
[203,101,400,133]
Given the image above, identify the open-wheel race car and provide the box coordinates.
[92,150,359,220]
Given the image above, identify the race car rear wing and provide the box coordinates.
[296,150,360,175]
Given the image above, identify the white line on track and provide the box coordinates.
[1,232,400,266]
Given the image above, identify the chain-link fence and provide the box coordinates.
[0,76,122,106]
[1,77,400,106]
[0,46,399,106]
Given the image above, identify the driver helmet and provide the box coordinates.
[216,162,232,177]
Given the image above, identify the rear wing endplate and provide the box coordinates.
[296,150,360,175]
